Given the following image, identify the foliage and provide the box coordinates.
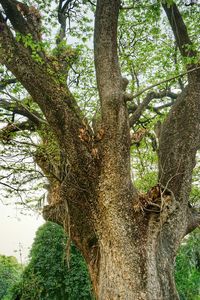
[0,255,22,300]
[14,222,93,300]
[175,229,200,300]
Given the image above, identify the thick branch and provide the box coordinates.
[0,78,17,90]
[0,98,46,126]
[129,90,178,126]
[94,0,134,173]
[0,7,100,251]
[0,0,29,35]
[0,121,35,142]
[0,0,41,42]
[162,1,196,58]
[94,0,122,113]
[158,77,200,200]
[158,3,200,201]
[186,206,200,234]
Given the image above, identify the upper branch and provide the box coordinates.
[0,98,46,126]
[129,90,177,127]
[57,0,74,44]
[0,78,17,90]
[0,0,41,42]
[94,0,122,112]
[0,11,93,169]
[93,0,136,198]
[162,1,197,59]
[0,0,29,35]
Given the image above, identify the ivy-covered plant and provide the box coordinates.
[13,221,93,300]
[175,229,200,300]
[0,255,22,300]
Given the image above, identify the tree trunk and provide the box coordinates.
[96,234,179,300]
[82,180,189,300]
[1,1,200,300]
[87,195,185,300]
[44,178,185,300]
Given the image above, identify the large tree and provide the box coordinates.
[0,0,200,299]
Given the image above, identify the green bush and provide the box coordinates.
[14,221,93,300]
[0,255,22,300]
[175,230,200,300]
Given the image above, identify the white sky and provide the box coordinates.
[0,201,44,264]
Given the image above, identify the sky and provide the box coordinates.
[0,201,44,264]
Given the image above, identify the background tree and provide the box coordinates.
[0,0,200,299]
[175,229,200,300]
[0,255,22,300]
[13,221,93,300]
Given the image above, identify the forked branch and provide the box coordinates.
[129,90,177,126]
[162,1,197,59]
[0,6,94,172]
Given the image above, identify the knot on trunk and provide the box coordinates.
[43,202,68,227]
[133,184,178,221]
[43,182,70,230]
[130,128,148,146]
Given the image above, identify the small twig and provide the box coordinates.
[120,5,134,10]
[144,207,160,213]
[63,198,71,268]
[0,181,25,192]
[129,66,200,126]
[159,173,182,211]
[132,66,200,99]
[87,0,96,6]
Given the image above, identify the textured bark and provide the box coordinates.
[0,1,200,299]
[162,2,196,58]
